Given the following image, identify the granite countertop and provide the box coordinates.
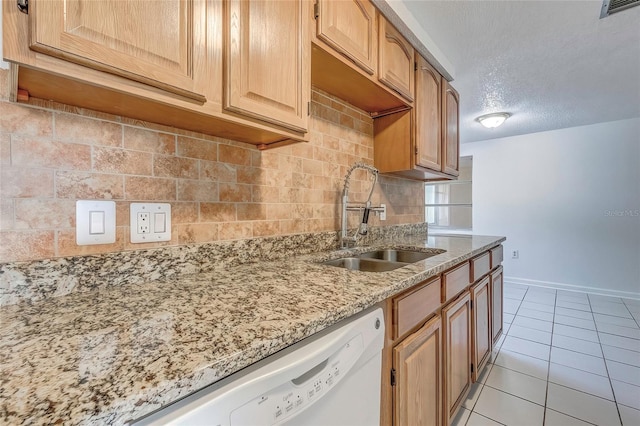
[0,234,504,425]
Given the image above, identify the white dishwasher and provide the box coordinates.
[132,307,385,426]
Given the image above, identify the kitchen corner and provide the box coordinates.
[0,224,504,425]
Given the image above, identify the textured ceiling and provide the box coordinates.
[400,0,640,143]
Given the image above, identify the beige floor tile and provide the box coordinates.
[546,383,620,426]
[549,362,614,400]
[611,379,640,410]
[466,412,503,426]
[544,409,594,426]
[495,349,550,380]
[502,336,551,361]
[474,385,544,426]
[509,324,552,345]
[552,334,603,357]
[553,324,599,342]
[618,404,640,426]
[554,307,593,320]
[602,344,640,367]
[485,365,547,405]
[606,360,640,386]
[550,347,607,376]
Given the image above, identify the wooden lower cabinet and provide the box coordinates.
[442,291,471,424]
[491,266,504,345]
[393,315,442,426]
[382,245,504,426]
[471,276,491,382]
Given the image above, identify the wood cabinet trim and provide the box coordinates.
[490,245,504,269]
[442,261,471,303]
[378,16,414,102]
[393,314,442,426]
[491,265,504,345]
[442,291,472,423]
[471,276,491,382]
[224,0,310,132]
[393,276,441,340]
[470,252,491,282]
[28,0,206,103]
[442,80,460,176]
[315,0,377,75]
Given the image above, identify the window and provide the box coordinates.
[425,156,472,231]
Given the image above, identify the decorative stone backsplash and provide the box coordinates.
[0,68,424,264]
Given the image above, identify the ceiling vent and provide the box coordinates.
[600,0,640,18]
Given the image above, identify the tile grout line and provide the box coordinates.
[588,294,625,426]
[541,289,558,426]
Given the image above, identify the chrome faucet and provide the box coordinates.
[340,162,386,249]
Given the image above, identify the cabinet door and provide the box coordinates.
[378,16,414,102]
[225,0,309,132]
[393,315,442,426]
[491,266,504,345]
[415,56,442,171]
[28,0,206,102]
[442,291,471,423]
[471,276,491,382]
[442,80,460,176]
[316,0,377,75]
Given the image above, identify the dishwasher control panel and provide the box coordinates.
[230,334,364,425]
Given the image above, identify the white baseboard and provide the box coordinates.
[504,276,640,301]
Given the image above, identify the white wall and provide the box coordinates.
[462,118,640,298]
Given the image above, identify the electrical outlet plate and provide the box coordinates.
[130,203,171,243]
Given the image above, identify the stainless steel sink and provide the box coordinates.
[321,257,407,272]
[321,248,446,272]
[358,249,445,263]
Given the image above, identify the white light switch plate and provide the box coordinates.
[130,203,171,243]
[76,200,116,245]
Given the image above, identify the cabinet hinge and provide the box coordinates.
[17,0,28,14]
[471,364,474,373]
[313,2,319,19]
[415,62,418,72]
[470,300,473,309]
[308,101,311,116]
[390,368,396,386]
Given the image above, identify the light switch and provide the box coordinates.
[76,200,116,245]
[89,211,105,234]
[154,212,166,233]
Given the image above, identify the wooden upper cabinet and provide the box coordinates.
[442,80,460,176]
[28,0,206,102]
[415,56,442,172]
[225,0,310,133]
[393,315,442,426]
[378,16,414,102]
[315,0,377,75]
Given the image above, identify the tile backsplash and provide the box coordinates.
[0,68,424,263]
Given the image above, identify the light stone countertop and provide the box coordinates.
[0,234,505,425]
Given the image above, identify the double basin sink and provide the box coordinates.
[322,248,446,272]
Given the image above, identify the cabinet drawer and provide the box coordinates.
[470,252,491,282]
[442,262,470,302]
[394,277,441,340]
[490,245,504,269]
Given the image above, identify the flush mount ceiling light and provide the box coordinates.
[476,112,511,129]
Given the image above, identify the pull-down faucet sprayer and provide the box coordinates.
[340,162,386,249]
